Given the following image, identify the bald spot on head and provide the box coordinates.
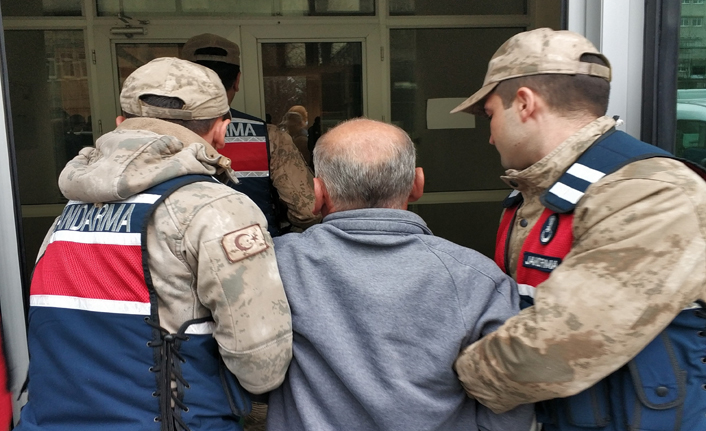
[314,118,417,211]
[318,118,408,162]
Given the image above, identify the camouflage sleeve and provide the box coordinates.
[454,160,706,413]
[267,125,321,230]
[185,191,293,394]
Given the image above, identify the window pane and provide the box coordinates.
[2,0,82,16]
[676,3,706,165]
[97,0,374,16]
[390,28,522,192]
[390,0,525,16]
[115,43,183,90]
[261,42,363,136]
[5,30,92,278]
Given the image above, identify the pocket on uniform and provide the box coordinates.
[621,332,686,431]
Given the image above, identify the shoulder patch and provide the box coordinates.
[221,224,269,263]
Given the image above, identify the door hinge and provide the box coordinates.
[98,119,103,135]
[380,47,384,61]
[92,49,96,65]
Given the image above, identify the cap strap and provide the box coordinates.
[139,100,194,120]
[575,63,611,81]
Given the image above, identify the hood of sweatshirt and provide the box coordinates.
[58,117,236,203]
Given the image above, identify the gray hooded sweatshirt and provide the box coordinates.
[267,208,533,431]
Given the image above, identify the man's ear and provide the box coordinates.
[115,116,126,127]
[514,87,538,122]
[408,167,425,203]
[233,72,241,94]
[209,118,231,150]
[313,178,334,217]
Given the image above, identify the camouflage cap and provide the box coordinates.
[451,28,611,116]
[288,105,308,124]
[182,33,240,66]
[120,57,230,120]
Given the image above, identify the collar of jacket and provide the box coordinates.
[500,116,616,197]
[322,208,432,235]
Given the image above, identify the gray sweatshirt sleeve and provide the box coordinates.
[447,250,534,431]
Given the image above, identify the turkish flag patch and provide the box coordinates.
[221,224,269,263]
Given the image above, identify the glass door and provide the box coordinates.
[261,41,364,135]
[241,23,384,125]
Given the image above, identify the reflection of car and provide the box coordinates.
[676,89,706,166]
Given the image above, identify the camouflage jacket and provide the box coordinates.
[454,116,706,412]
[267,125,320,231]
[50,117,293,393]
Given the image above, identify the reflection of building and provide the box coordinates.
[679,1,706,88]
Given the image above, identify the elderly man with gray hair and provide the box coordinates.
[265,118,533,431]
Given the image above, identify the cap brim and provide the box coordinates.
[450,82,499,116]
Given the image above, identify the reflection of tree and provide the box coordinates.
[265,76,307,126]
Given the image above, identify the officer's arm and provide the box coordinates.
[454,164,706,413]
[267,126,321,230]
[188,194,293,394]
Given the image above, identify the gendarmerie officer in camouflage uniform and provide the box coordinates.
[182,33,320,236]
[452,28,706,430]
[16,57,292,431]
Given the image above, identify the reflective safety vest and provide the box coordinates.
[223,109,281,236]
[495,130,706,431]
[18,175,250,431]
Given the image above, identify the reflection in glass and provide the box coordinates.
[2,0,82,16]
[5,30,92,279]
[115,43,182,91]
[97,0,373,16]
[389,0,525,16]
[261,42,363,135]
[6,30,91,205]
[677,2,706,165]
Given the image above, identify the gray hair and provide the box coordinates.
[313,118,417,210]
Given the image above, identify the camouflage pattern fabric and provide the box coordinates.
[451,28,611,116]
[120,57,230,121]
[51,117,293,393]
[267,124,320,230]
[454,116,706,413]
